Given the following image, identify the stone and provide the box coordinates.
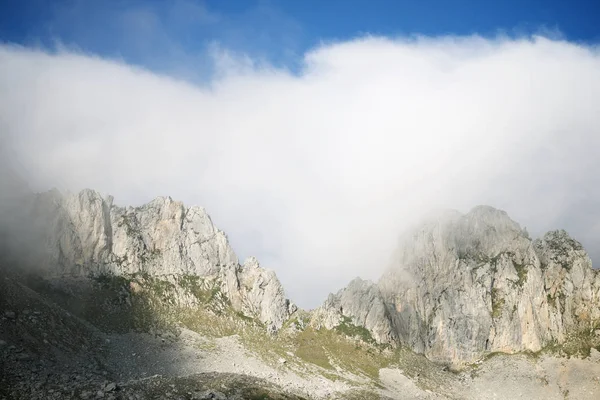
[192,391,227,400]
[104,382,117,392]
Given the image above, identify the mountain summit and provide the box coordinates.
[316,206,600,364]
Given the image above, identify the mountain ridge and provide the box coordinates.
[6,188,599,360]
[2,188,600,399]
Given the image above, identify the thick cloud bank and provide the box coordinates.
[1,36,599,307]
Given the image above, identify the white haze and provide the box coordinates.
[1,36,600,308]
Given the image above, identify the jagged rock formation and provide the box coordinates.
[222,257,298,333]
[311,277,397,345]
[316,206,600,365]
[8,189,296,332]
[4,188,599,367]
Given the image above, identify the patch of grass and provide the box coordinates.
[117,214,139,236]
[489,252,506,273]
[147,277,176,304]
[512,260,528,287]
[236,323,395,381]
[294,328,334,370]
[178,275,222,304]
[334,316,376,345]
[491,288,505,319]
[52,273,178,334]
[483,351,503,361]
[527,326,600,359]
[292,327,394,379]
[281,311,311,332]
[57,273,245,335]
[560,327,600,358]
[178,307,239,337]
[93,273,131,290]
[86,272,269,338]
[236,311,257,323]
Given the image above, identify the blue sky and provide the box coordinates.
[1,0,598,79]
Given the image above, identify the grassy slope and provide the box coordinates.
[24,272,600,398]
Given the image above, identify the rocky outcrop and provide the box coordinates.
[25,188,238,277]
[534,230,600,342]
[222,257,298,333]
[317,206,600,365]
[311,277,397,345]
[9,189,295,332]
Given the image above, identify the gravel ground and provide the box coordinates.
[103,328,355,399]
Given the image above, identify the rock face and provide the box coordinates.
[311,277,397,345]
[26,188,238,277]
[10,189,295,332]
[316,206,600,364]
[222,257,297,333]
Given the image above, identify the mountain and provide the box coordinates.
[1,189,600,399]
[315,206,600,365]
[9,188,296,333]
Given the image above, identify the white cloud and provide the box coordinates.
[1,35,599,308]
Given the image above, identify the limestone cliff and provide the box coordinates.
[10,189,295,332]
[5,189,599,365]
[311,277,398,345]
[316,206,600,364]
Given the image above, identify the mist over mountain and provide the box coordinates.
[2,35,600,307]
[1,186,598,399]
[3,1,600,398]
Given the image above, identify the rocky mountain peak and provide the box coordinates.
[8,189,295,333]
[463,205,526,239]
[318,206,600,365]
[534,229,586,264]
[243,256,261,269]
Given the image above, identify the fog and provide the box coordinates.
[1,35,599,307]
